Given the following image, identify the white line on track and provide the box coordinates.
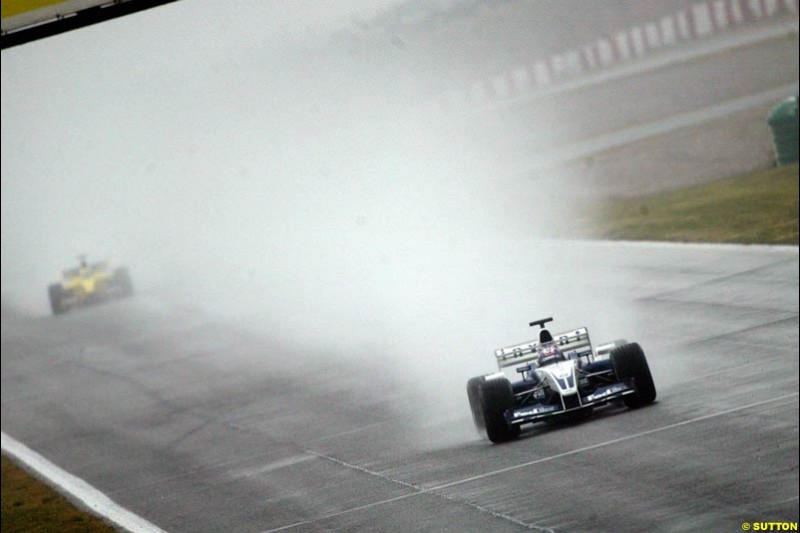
[312,421,386,442]
[1,431,165,533]
[262,392,799,533]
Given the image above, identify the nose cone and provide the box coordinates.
[542,362,579,395]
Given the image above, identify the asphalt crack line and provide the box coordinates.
[673,315,800,350]
[637,256,800,303]
[304,450,555,533]
[262,392,799,533]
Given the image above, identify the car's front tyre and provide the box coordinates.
[467,376,487,432]
[113,267,133,297]
[478,377,520,443]
[48,284,66,315]
[610,342,656,408]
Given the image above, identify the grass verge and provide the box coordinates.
[1,454,118,533]
[593,164,799,245]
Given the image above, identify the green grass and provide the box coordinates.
[1,455,119,533]
[594,164,799,245]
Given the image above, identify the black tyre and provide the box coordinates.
[467,376,487,432]
[478,377,520,443]
[113,267,133,297]
[48,284,66,315]
[610,342,656,408]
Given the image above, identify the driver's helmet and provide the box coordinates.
[538,342,563,366]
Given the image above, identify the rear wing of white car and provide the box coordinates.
[494,327,592,370]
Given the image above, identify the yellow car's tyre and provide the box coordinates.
[48,284,66,315]
[113,267,133,297]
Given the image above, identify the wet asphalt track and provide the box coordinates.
[2,241,798,533]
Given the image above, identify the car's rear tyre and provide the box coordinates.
[478,377,520,443]
[610,342,656,408]
[113,267,133,297]
[467,376,487,432]
[48,284,66,315]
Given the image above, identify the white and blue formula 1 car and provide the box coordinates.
[467,318,656,443]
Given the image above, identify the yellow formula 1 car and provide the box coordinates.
[47,256,133,315]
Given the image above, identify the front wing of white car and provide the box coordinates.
[507,381,635,425]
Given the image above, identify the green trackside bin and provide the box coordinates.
[767,96,799,166]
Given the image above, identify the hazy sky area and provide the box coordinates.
[0,0,461,281]
[1,0,538,352]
